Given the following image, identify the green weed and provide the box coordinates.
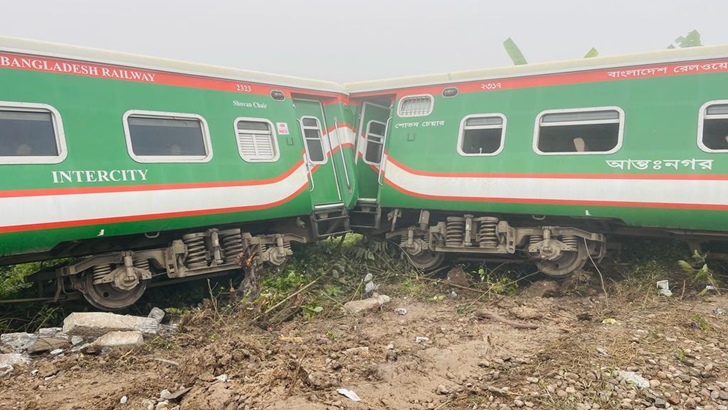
[678,250,720,294]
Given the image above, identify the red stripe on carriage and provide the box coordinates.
[0,52,346,97]
[350,58,728,97]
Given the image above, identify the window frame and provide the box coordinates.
[122,110,213,164]
[456,113,507,157]
[362,119,387,165]
[233,117,280,162]
[397,94,434,118]
[0,101,67,165]
[299,115,328,165]
[532,106,625,156]
[698,100,728,153]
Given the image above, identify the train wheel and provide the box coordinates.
[80,270,148,310]
[406,250,445,271]
[536,243,588,278]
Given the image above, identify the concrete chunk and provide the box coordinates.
[63,312,159,338]
[343,294,391,314]
[0,333,38,352]
[37,327,64,337]
[27,337,70,354]
[91,331,144,349]
[0,364,13,378]
[0,353,30,367]
[147,307,165,324]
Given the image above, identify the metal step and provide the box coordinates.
[349,204,381,229]
[310,207,350,238]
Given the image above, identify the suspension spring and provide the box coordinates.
[220,229,245,262]
[183,233,208,268]
[445,217,465,247]
[476,217,500,248]
[562,235,578,250]
[527,234,544,255]
[529,235,544,246]
[133,257,150,272]
[92,264,113,283]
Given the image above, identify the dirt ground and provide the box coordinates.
[2,269,728,410]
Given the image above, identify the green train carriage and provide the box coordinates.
[347,46,728,275]
[0,37,358,309]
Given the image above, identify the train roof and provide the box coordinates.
[0,36,346,94]
[5,36,728,96]
[344,44,728,93]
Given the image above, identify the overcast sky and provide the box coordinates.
[2,0,727,82]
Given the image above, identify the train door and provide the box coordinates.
[356,102,391,200]
[293,98,349,237]
[350,101,391,229]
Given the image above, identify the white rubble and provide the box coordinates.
[337,388,361,402]
[90,331,145,349]
[27,337,69,354]
[0,333,38,352]
[618,370,650,389]
[0,354,26,379]
[148,307,166,324]
[0,353,30,367]
[63,312,159,338]
[37,327,64,337]
[0,364,13,377]
[343,294,391,314]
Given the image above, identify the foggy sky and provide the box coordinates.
[2,0,726,82]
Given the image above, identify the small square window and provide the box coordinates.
[458,115,505,156]
[397,95,433,117]
[236,119,279,162]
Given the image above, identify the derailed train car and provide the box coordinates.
[5,36,728,310]
[0,37,357,309]
[347,45,728,276]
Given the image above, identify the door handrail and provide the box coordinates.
[333,117,352,191]
[377,117,392,186]
[298,118,315,192]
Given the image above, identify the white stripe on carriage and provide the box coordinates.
[0,164,309,227]
[385,160,728,206]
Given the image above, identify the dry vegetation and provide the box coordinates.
[2,236,728,410]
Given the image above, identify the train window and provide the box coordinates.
[363,120,386,163]
[397,95,433,117]
[0,103,67,164]
[457,114,506,156]
[235,119,279,162]
[534,107,623,155]
[300,116,326,163]
[123,111,212,163]
[699,102,728,152]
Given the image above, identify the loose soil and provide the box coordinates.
[2,270,728,410]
